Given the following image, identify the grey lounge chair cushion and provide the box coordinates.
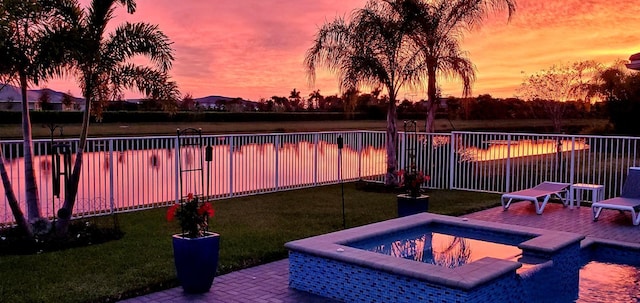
[621,168,640,199]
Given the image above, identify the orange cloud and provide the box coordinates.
[41,0,640,101]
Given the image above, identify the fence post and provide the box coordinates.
[399,131,406,171]
[108,139,115,214]
[506,134,512,193]
[314,133,319,186]
[358,132,363,179]
[449,133,456,190]
[174,136,180,204]
[275,135,280,191]
[570,136,576,185]
[634,139,638,168]
[229,135,234,197]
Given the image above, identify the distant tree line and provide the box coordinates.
[25,58,640,137]
[95,88,605,120]
[598,63,640,135]
[75,86,605,125]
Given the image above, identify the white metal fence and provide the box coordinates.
[402,131,640,199]
[0,131,386,223]
[1,130,639,224]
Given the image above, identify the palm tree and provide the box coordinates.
[0,0,81,236]
[305,0,425,185]
[288,88,302,110]
[308,89,323,110]
[55,0,179,233]
[389,0,516,132]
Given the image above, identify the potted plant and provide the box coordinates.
[167,193,219,293]
[396,169,431,217]
[398,169,430,197]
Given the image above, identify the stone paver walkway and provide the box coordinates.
[120,202,640,303]
[464,201,640,243]
[119,259,338,303]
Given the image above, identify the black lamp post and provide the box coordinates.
[44,123,70,225]
[337,135,345,229]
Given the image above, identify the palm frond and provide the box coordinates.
[87,0,117,37]
[304,17,351,86]
[114,0,136,14]
[105,22,174,72]
[111,63,180,102]
[434,37,475,96]
[304,0,423,101]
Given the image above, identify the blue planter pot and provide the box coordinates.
[397,194,429,217]
[172,232,220,293]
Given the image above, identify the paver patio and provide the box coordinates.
[119,201,640,303]
[465,201,640,243]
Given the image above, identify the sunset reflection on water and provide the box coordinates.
[578,261,640,303]
[458,139,590,162]
[0,140,387,222]
[355,231,524,269]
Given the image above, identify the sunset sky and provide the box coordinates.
[42,0,640,101]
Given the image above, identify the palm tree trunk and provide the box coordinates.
[20,71,42,222]
[385,98,399,186]
[0,147,32,237]
[56,88,92,234]
[426,66,437,133]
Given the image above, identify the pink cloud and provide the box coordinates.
[43,0,640,101]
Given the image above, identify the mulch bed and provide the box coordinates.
[0,218,123,255]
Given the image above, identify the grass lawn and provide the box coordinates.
[0,183,500,303]
[0,118,607,139]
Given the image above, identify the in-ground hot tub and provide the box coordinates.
[285,213,584,303]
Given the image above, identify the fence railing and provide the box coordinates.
[1,130,639,224]
[0,131,386,223]
[400,131,640,199]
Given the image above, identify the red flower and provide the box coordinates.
[425,175,431,182]
[197,202,215,217]
[169,193,216,238]
[166,204,179,221]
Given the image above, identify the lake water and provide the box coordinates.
[0,139,386,223]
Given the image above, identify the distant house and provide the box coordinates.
[0,84,38,110]
[627,53,640,70]
[416,97,449,111]
[0,84,84,111]
[0,84,259,112]
[194,95,258,111]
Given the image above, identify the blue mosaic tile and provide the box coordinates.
[287,214,587,303]
[290,251,524,303]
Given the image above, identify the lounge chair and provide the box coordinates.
[501,182,571,215]
[592,167,640,225]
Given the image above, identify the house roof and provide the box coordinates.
[626,52,640,70]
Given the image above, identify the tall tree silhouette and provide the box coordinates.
[391,0,516,132]
[518,62,600,132]
[0,0,80,236]
[305,0,424,185]
[1,0,179,236]
[54,0,179,233]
